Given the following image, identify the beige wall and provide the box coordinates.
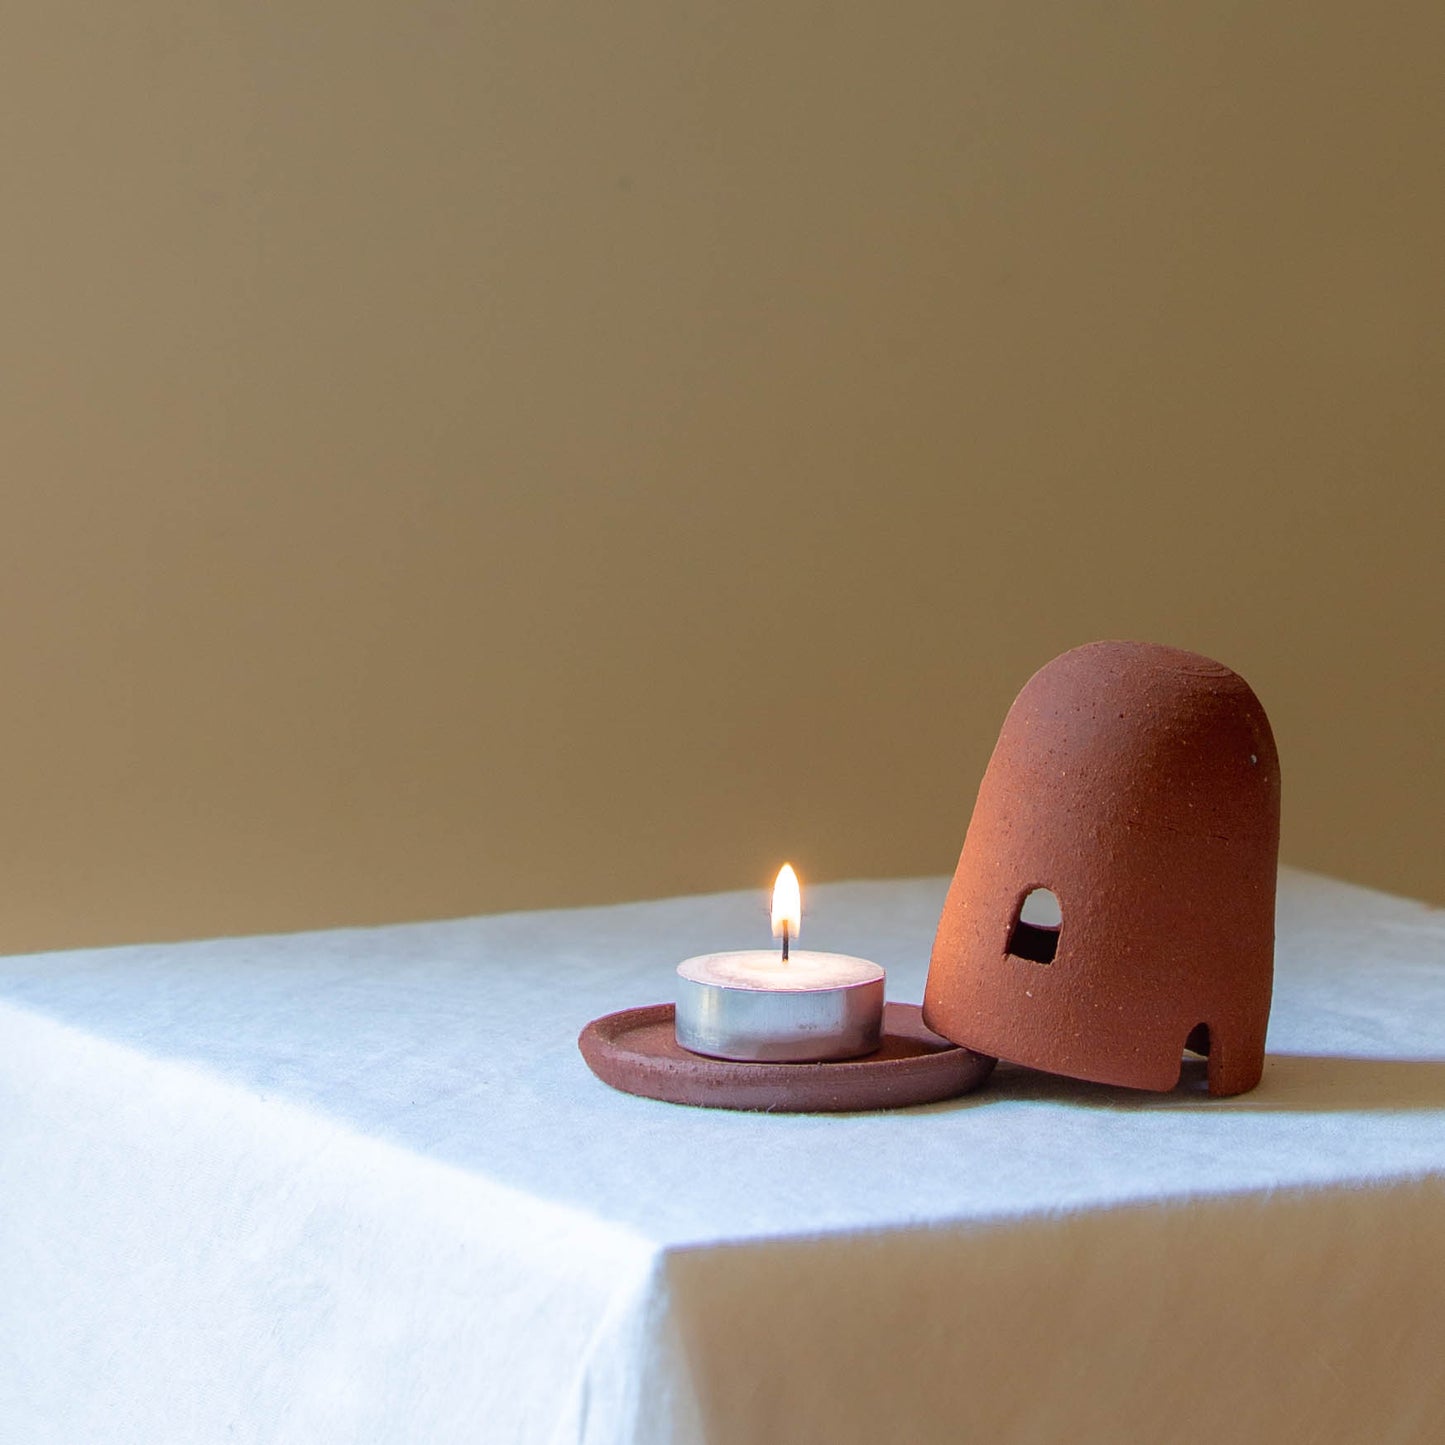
[1,2,1441,953]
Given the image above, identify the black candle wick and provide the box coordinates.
[781,921,790,963]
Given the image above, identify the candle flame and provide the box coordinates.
[771,863,801,940]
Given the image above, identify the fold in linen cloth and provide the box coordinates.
[2,868,1443,1443]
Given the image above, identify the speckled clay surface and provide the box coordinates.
[579,1001,996,1112]
[923,640,1280,1096]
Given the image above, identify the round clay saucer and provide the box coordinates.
[579,1001,995,1112]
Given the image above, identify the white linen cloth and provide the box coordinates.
[2,868,1444,1444]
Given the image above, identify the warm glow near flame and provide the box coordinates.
[771,863,801,940]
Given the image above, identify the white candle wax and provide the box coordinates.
[674,949,886,1063]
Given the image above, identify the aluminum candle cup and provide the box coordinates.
[674,951,886,1062]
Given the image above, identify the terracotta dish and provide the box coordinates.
[580,1002,995,1112]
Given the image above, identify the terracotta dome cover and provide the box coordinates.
[923,641,1280,1095]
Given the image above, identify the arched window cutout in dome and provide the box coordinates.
[1008,888,1062,964]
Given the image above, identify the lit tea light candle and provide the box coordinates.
[674,864,886,1062]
